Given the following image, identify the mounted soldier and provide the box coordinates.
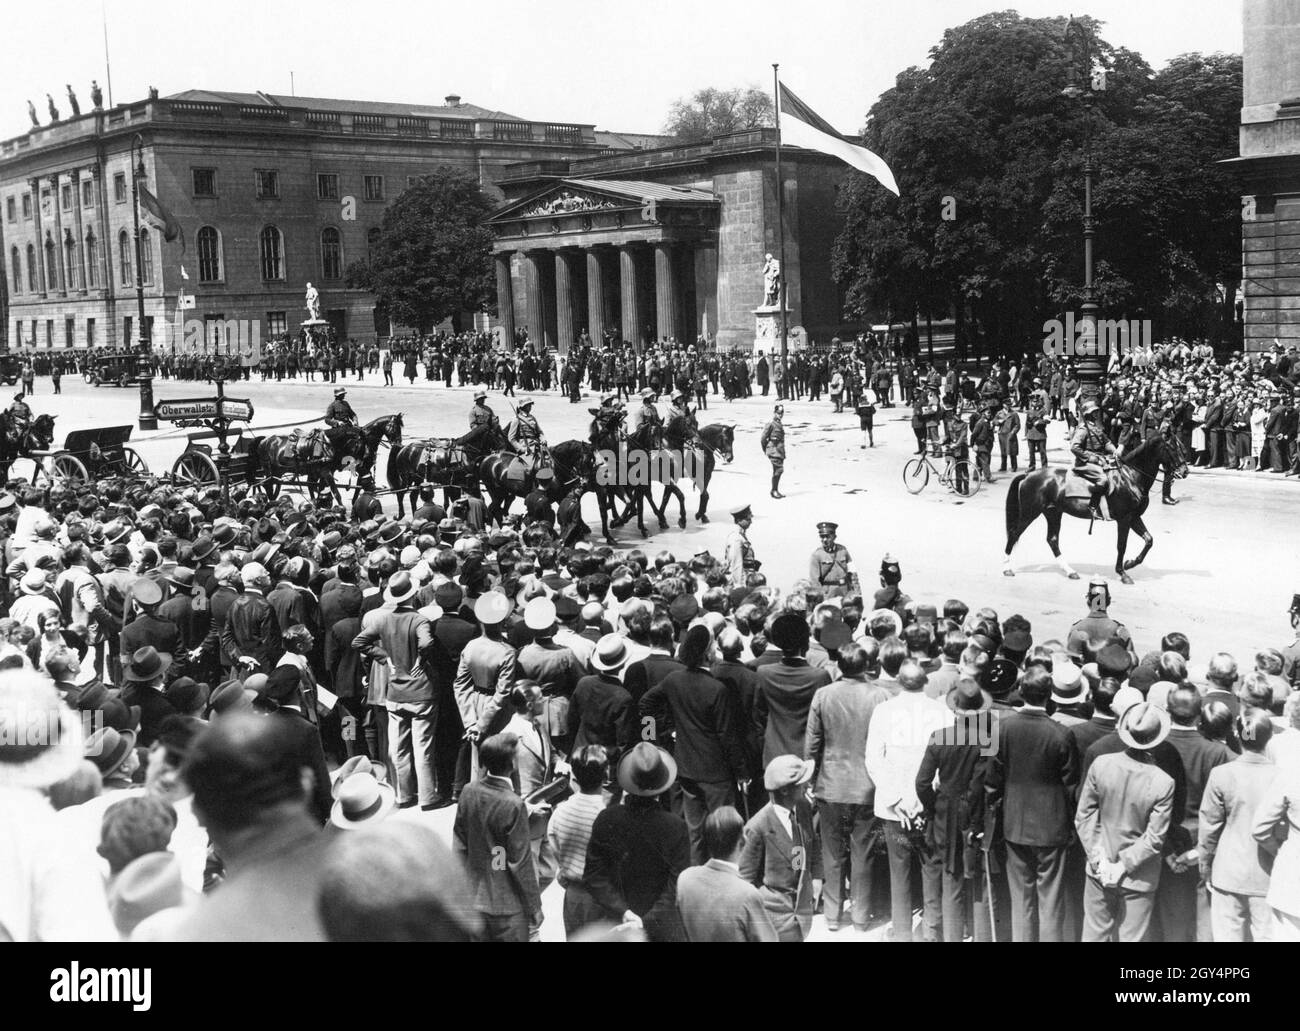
[506,397,552,482]
[320,386,358,459]
[1070,400,1119,521]
[6,393,32,448]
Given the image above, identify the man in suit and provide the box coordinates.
[740,754,823,942]
[324,584,366,759]
[174,713,333,941]
[220,562,284,675]
[805,640,892,932]
[1075,702,1176,942]
[352,571,441,810]
[453,733,542,942]
[623,613,684,704]
[986,668,1080,942]
[569,633,636,754]
[1159,685,1235,941]
[158,567,209,655]
[677,806,778,942]
[712,627,764,813]
[119,579,181,659]
[119,646,178,749]
[453,592,517,784]
[1202,391,1224,467]
[427,583,478,801]
[753,613,832,767]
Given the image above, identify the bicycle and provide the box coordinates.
[903,446,981,497]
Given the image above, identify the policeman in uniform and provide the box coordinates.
[507,397,551,480]
[6,392,32,447]
[723,503,758,588]
[1065,578,1137,664]
[1070,400,1118,521]
[809,522,856,597]
[761,404,787,499]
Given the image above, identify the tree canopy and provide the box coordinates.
[663,86,774,142]
[831,11,1242,355]
[346,167,496,333]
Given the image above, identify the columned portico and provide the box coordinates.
[586,248,611,343]
[554,249,579,352]
[619,245,642,350]
[654,242,681,344]
[494,252,515,347]
[523,251,548,348]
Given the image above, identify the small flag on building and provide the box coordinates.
[138,184,186,254]
[778,82,899,196]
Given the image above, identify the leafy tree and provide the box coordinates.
[664,86,773,142]
[345,167,496,333]
[832,11,1242,355]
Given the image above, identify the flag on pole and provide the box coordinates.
[138,184,185,253]
[778,82,899,196]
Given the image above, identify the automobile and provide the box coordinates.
[83,351,155,387]
[0,354,22,386]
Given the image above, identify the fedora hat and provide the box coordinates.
[376,521,404,546]
[384,571,419,605]
[0,672,85,789]
[107,852,192,935]
[591,632,629,672]
[329,772,397,829]
[84,725,137,778]
[616,742,677,797]
[19,568,47,595]
[947,677,993,715]
[123,646,172,684]
[473,591,512,626]
[1117,701,1171,751]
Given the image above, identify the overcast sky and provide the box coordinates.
[2,0,1242,141]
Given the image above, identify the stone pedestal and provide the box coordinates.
[753,306,806,353]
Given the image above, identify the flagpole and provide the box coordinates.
[772,63,788,365]
[102,0,114,108]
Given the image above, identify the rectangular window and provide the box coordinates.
[363,174,384,201]
[316,173,339,200]
[254,168,279,199]
[65,317,75,347]
[82,180,95,207]
[113,173,127,203]
[86,317,96,348]
[61,184,72,210]
[5,197,13,222]
[45,320,53,348]
[192,168,217,197]
[267,311,287,336]
[22,193,32,219]
[123,316,132,345]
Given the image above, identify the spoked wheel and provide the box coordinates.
[950,461,980,498]
[902,457,929,494]
[50,451,89,488]
[172,450,220,489]
[121,446,149,476]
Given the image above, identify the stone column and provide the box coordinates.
[619,245,642,351]
[50,174,67,295]
[654,242,681,344]
[554,250,577,353]
[494,252,515,349]
[523,251,546,349]
[586,248,609,343]
[69,167,87,294]
[29,178,47,296]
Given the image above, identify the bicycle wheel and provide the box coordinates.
[902,457,930,494]
[951,461,980,497]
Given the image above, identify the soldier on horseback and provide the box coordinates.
[1071,399,1118,520]
[322,386,358,457]
[507,397,552,481]
[665,390,702,450]
[462,388,501,455]
[6,393,32,448]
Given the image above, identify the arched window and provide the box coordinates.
[139,228,154,285]
[85,229,98,288]
[118,230,133,286]
[196,226,222,282]
[26,244,36,292]
[320,227,342,280]
[10,247,20,295]
[44,237,56,292]
[260,225,283,281]
[64,232,78,292]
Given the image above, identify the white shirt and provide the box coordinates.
[865,689,954,821]
[771,802,794,840]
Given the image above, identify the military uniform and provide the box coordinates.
[724,504,758,587]
[507,409,544,454]
[809,523,856,596]
[1069,419,1116,487]
[324,397,356,427]
[761,412,787,498]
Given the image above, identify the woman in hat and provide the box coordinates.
[584,742,689,941]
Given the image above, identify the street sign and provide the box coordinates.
[154,396,254,423]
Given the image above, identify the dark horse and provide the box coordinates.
[1002,433,1186,584]
[478,436,594,525]
[250,413,402,502]
[662,422,735,523]
[387,428,488,518]
[0,412,57,480]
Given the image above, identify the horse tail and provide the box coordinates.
[1005,473,1026,539]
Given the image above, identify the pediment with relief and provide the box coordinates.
[521,189,617,217]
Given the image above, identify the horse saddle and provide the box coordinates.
[1062,466,1127,507]
[421,443,467,471]
[291,429,329,463]
[503,454,552,490]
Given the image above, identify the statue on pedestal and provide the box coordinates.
[66,85,80,118]
[305,283,321,321]
[90,81,103,110]
[27,100,38,127]
[46,94,60,123]
[762,253,782,307]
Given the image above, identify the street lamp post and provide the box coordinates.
[1063,16,1103,404]
[130,133,158,430]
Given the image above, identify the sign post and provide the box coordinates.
[154,368,253,508]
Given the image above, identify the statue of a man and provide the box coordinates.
[305,282,321,321]
[66,85,80,118]
[27,100,38,127]
[47,93,60,123]
[90,80,104,109]
[762,253,781,307]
